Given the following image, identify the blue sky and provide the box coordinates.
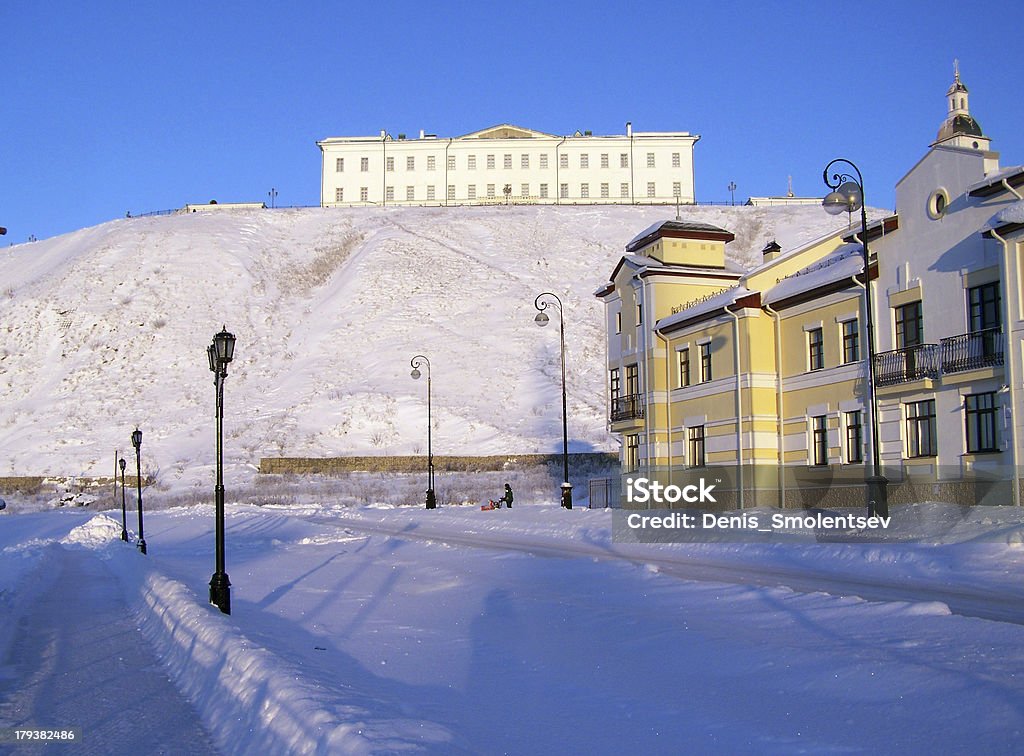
[3,0,1021,243]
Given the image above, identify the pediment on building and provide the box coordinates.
[457,124,557,140]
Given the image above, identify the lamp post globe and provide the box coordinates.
[118,457,128,542]
[130,428,146,554]
[533,292,572,509]
[410,355,436,509]
[822,158,888,518]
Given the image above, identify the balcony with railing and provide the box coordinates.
[611,393,645,422]
[940,328,1004,374]
[874,344,940,387]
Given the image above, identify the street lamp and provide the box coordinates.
[119,457,128,542]
[728,181,737,206]
[534,292,572,509]
[131,428,146,554]
[410,355,436,509]
[268,187,278,208]
[208,326,236,614]
[823,158,888,517]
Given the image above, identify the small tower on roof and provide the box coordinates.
[933,60,989,150]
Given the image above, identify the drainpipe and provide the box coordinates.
[554,136,566,205]
[628,122,635,205]
[319,145,326,208]
[725,305,745,508]
[640,275,653,487]
[988,227,1021,508]
[1001,179,1023,201]
[763,303,785,508]
[382,131,387,206]
[654,328,673,489]
[444,138,453,207]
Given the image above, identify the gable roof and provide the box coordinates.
[457,124,559,140]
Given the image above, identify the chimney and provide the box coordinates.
[762,240,782,262]
[419,129,425,139]
[626,121,632,137]
[380,129,386,138]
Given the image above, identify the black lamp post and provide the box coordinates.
[534,292,572,509]
[131,428,146,554]
[208,327,236,614]
[410,355,436,509]
[119,457,128,542]
[268,187,278,208]
[728,181,737,206]
[822,158,888,518]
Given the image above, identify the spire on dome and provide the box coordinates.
[935,60,984,146]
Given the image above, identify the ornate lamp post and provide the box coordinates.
[410,355,436,509]
[822,158,888,517]
[728,181,737,206]
[268,187,278,208]
[208,327,236,614]
[534,292,572,509]
[119,457,128,542]
[131,428,146,554]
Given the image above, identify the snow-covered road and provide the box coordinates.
[3,502,1024,754]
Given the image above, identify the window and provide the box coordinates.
[447,184,455,201]
[647,153,655,168]
[965,392,998,453]
[626,434,640,472]
[927,189,949,219]
[968,282,1001,332]
[845,411,864,463]
[636,302,643,325]
[540,184,549,198]
[620,153,629,168]
[560,154,568,169]
[447,155,456,171]
[601,183,609,198]
[700,343,712,382]
[581,183,589,198]
[812,416,828,466]
[673,182,681,197]
[360,157,369,172]
[467,155,477,170]
[906,399,937,458]
[406,156,415,171]
[385,186,394,201]
[486,184,495,198]
[625,364,639,397]
[672,152,681,168]
[386,157,395,172]
[580,154,589,169]
[601,153,609,169]
[406,186,415,201]
[521,183,529,197]
[614,311,621,334]
[808,327,824,371]
[426,185,436,201]
[504,154,512,169]
[842,319,860,364]
[487,154,495,170]
[359,187,369,202]
[646,182,656,197]
[427,155,436,171]
[678,348,690,388]
[539,154,548,169]
[335,157,344,172]
[521,154,530,169]
[560,183,569,198]
[335,187,344,202]
[895,301,924,348]
[621,183,630,198]
[610,368,621,402]
[688,426,706,468]
[467,185,476,200]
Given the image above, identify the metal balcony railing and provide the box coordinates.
[940,328,1004,374]
[611,393,645,422]
[873,344,940,386]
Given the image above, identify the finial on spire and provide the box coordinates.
[954,58,961,84]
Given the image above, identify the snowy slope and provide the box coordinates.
[0,205,853,489]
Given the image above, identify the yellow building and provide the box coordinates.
[596,65,1024,510]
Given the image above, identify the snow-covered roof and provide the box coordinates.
[655,285,752,332]
[989,200,1024,229]
[967,165,1024,197]
[625,220,734,253]
[762,244,864,306]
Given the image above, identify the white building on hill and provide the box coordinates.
[317,123,699,208]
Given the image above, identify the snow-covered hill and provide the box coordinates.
[0,204,853,489]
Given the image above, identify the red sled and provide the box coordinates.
[481,499,502,511]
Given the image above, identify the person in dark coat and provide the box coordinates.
[498,483,513,508]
